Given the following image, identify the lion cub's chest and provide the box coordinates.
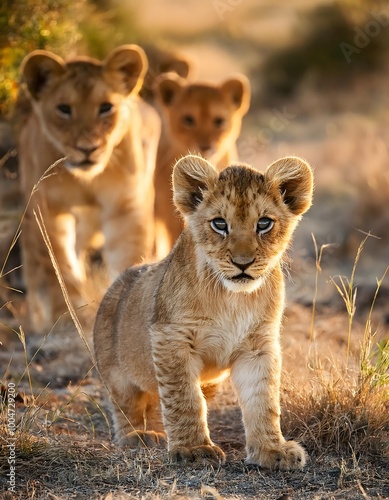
[193,305,259,369]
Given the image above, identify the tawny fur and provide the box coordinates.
[153,74,250,258]
[94,154,313,469]
[140,45,193,102]
[16,45,161,333]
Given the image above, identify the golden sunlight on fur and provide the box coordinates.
[94,154,313,469]
[153,73,250,258]
[16,45,161,333]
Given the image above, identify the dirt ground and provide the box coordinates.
[0,303,388,499]
[1,0,389,498]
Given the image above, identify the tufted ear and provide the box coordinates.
[220,75,251,115]
[173,155,218,215]
[154,72,186,106]
[21,50,65,100]
[104,44,147,96]
[264,156,313,216]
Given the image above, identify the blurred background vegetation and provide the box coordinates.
[2,0,389,116]
[258,0,389,105]
[0,0,141,116]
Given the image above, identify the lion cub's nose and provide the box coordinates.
[231,257,255,272]
[77,144,99,156]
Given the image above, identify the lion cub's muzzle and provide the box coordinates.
[66,145,105,170]
[65,135,107,169]
[229,257,256,281]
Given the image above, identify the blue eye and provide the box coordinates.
[257,217,274,234]
[211,218,228,235]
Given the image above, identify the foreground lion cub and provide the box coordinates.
[94,154,313,469]
[16,45,160,333]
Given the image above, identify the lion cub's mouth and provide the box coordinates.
[66,159,96,169]
[230,272,255,281]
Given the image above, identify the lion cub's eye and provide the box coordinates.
[211,218,229,236]
[182,114,195,127]
[214,116,225,128]
[256,217,274,234]
[56,104,72,118]
[99,102,114,116]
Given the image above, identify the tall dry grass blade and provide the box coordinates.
[309,234,333,344]
[359,264,389,391]
[15,326,35,401]
[16,313,70,392]
[330,234,374,367]
[308,235,335,370]
[310,233,320,344]
[45,366,95,429]
[0,157,65,279]
[33,207,94,362]
[330,275,356,367]
[33,207,149,447]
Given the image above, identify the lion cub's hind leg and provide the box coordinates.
[110,384,166,448]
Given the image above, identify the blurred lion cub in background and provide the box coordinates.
[94,153,313,469]
[153,73,250,257]
[16,45,160,335]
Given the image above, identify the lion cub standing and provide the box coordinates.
[94,154,313,468]
[16,45,160,333]
[153,74,250,258]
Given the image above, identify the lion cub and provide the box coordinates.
[153,74,250,258]
[16,45,160,333]
[94,154,313,469]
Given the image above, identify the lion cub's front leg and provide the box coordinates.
[231,333,306,470]
[152,329,225,464]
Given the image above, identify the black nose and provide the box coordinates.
[77,145,98,155]
[199,144,212,153]
[231,258,255,272]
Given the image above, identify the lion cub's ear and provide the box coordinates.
[173,155,218,215]
[159,56,192,80]
[21,51,65,100]
[220,75,251,115]
[264,156,313,216]
[154,73,186,106]
[104,44,147,96]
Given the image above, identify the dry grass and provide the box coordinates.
[1,224,388,498]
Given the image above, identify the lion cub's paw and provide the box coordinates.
[247,440,307,470]
[169,444,226,465]
[118,431,166,449]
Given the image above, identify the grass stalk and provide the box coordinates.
[309,233,332,343]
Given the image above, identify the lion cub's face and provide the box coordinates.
[156,75,250,165]
[21,45,147,177]
[173,156,313,293]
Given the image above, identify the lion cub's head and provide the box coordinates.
[173,155,313,293]
[155,74,250,165]
[20,45,147,176]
